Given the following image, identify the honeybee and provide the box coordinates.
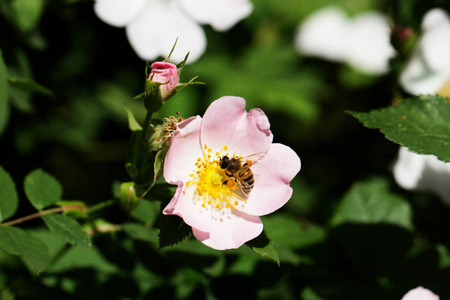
[219,152,266,196]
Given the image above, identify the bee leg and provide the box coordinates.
[222,178,236,188]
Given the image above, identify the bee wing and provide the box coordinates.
[238,152,267,165]
[235,178,252,196]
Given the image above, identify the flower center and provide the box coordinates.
[186,145,245,211]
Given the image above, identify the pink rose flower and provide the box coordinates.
[163,96,301,250]
[148,62,179,101]
[401,286,439,300]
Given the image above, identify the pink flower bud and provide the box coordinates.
[148,62,179,101]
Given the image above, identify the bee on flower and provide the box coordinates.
[162,96,301,250]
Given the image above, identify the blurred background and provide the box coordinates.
[1,0,450,299]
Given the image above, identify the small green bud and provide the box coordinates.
[119,182,141,214]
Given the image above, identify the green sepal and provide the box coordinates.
[119,181,141,215]
[174,76,205,95]
[148,119,167,152]
[153,146,168,186]
[8,77,54,98]
[124,104,143,131]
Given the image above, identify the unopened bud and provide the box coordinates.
[147,62,179,101]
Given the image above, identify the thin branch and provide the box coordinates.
[0,205,86,227]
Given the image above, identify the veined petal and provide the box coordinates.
[192,210,263,250]
[164,116,203,185]
[400,9,450,94]
[242,143,301,216]
[178,0,253,31]
[401,286,439,300]
[125,0,206,62]
[163,181,215,233]
[94,0,147,27]
[200,96,273,157]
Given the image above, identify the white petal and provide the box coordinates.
[295,6,348,62]
[401,286,439,300]
[422,151,450,205]
[400,9,450,94]
[345,12,395,74]
[125,0,206,62]
[94,0,147,27]
[393,147,427,190]
[393,146,450,206]
[178,0,253,31]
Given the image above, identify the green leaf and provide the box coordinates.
[0,226,50,274]
[131,199,160,224]
[331,178,413,230]
[8,77,54,98]
[123,222,158,244]
[158,213,192,249]
[349,95,450,162]
[0,48,9,136]
[41,214,91,248]
[0,166,19,222]
[246,231,280,265]
[263,214,326,249]
[24,169,63,210]
[10,0,45,32]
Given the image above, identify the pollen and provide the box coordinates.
[186,145,245,213]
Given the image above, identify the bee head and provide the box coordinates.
[220,156,229,169]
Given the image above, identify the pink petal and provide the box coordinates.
[125,0,206,62]
[178,0,253,31]
[200,96,273,157]
[401,286,439,300]
[163,115,224,233]
[192,210,263,250]
[242,143,301,216]
[164,116,203,185]
[163,182,214,233]
[94,0,147,27]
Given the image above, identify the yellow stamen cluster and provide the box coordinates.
[186,145,245,212]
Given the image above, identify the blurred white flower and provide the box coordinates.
[399,8,450,95]
[401,286,439,300]
[94,0,253,63]
[393,146,450,205]
[294,6,396,75]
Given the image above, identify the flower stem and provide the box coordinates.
[87,199,117,214]
[0,205,85,227]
